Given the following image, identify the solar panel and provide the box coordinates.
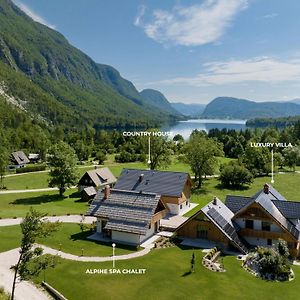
[207,208,248,253]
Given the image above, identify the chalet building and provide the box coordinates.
[81,186,97,202]
[177,184,300,258]
[114,169,192,215]
[78,167,116,192]
[86,186,167,246]
[10,151,30,168]
[28,153,40,163]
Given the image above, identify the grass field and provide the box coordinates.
[0,225,21,252]
[36,223,137,256]
[0,189,89,218]
[1,172,299,219]
[33,247,300,300]
[1,156,232,190]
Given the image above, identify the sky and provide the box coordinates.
[12,0,300,104]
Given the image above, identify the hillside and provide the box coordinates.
[201,97,300,119]
[171,102,206,117]
[139,89,181,116]
[0,0,178,130]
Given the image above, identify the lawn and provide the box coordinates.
[37,223,137,257]
[186,172,300,217]
[0,189,89,218]
[0,225,21,252]
[1,156,233,190]
[34,246,300,300]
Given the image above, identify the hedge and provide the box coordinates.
[16,164,47,173]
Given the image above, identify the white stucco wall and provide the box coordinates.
[167,200,190,215]
[235,218,282,232]
[112,231,141,245]
[244,237,277,247]
[111,222,157,245]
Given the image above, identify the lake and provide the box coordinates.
[162,119,247,140]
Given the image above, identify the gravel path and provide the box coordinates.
[37,243,151,262]
[0,249,50,300]
[0,215,96,227]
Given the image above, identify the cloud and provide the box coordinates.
[14,1,56,29]
[135,0,248,46]
[134,5,147,26]
[149,56,300,86]
[263,13,279,19]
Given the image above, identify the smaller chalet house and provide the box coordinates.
[114,169,192,215]
[177,184,300,258]
[28,153,40,163]
[78,167,116,192]
[86,186,167,246]
[10,151,30,168]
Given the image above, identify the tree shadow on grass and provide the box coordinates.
[214,183,250,191]
[182,271,192,277]
[10,194,67,205]
[69,191,81,199]
[192,186,209,196]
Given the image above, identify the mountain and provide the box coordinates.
[171,102,206,117]
[201,97,300,119]
[289,99,300,105]
[0,0,179,131]
[139,89,181,116]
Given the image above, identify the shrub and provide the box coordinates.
[16,164,46,174]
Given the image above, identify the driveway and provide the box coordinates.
[0,249,50,300]
[0,215,96,227]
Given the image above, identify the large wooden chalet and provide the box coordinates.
[177,184,300,258]
[114,168,192,215]
[87,186,167,246]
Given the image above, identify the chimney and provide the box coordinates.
[263,183,269,194]
[139,174,144,182]
[213,196,217,205]
[104,185,111,199]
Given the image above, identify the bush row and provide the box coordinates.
[16,164,47,173]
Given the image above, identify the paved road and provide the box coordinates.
[3,164,99,178]
[0,249,50,300]
[0,186,77,195]
[0,215,96,227]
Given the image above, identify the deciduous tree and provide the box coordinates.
[48,141,79,195]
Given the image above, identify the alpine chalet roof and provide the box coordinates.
[80,167,116,187]
[114,168,189,197]
[201,198,248,254]
[11,151,30,165]
[87,189,162,235]
[226,184,300,240]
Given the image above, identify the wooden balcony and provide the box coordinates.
[239,228,285,239]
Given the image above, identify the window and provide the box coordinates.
[197,225,208,239]
[267,239,272,246]
[180,204,183,209]
[245,219,254,229]
[262,221,271,231]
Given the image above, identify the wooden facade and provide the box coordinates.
[177,212,230,246]
[234,202,300,258]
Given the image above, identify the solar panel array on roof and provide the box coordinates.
[114,169,189,197]
[207,208,248,254]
